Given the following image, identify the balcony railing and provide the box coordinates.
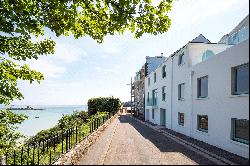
[146,98,157,107]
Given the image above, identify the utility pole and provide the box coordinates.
[127,77,134,116]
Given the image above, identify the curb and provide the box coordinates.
[130,115,237,165]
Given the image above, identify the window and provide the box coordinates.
[162,65,166,78]
[197,115,208,133]
[178,52,184,65]
[148,77,150,86]
[202,50,215,61]
[154,72,156,83]
[152,109,154,119]
[231,119,249,145]
[162,86,166,101]
[197,76,208,98]
[178,83,185,100]
[152,89,157,106]
[178,113,184,126]
[232,63,249,95]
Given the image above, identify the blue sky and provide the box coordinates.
[12,0,249,105]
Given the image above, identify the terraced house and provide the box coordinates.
[144,15,249,158]
[133,56,166,119]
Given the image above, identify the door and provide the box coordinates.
[160,108,166,126]
[146,109,149,121]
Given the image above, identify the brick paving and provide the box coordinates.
[77,114,221,165]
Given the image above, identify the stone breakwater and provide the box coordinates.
[53,113,119,165]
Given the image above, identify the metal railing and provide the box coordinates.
[4,112,116,165]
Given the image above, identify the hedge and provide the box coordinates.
[87,97,121,116]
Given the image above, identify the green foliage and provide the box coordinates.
[26,110,89,144]
[0,109,28,155]
[0,0,173,104]
[88,97,121,115]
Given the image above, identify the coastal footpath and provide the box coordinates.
[77,114,218,165]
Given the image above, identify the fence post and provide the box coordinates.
[66,130,68,152]
[49,150,52,165]
[21,147,23,165]
[42,139,44,153]
[76,126,78,143]
[27,145,30,165]
[13,150,16,165]
[46,139,49,152]
[53,135,56,152]
[61,133,64,154]
[38,142,40,165]
[69,129,71,149]
[32,144,35,165]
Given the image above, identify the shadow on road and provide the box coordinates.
[118,114,216,165]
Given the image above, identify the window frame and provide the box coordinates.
[231,118,249,145]
[178,112,184,126]
[148,77,150,86]
[178,83,185,100]
[178,52,184,66]
[154,72,156,83]
[152,109,154,119]
[231,63,249,95]
[197,115,208,133]
[162,86,166,101]
[162,65,166,78]
[197,75,208,98]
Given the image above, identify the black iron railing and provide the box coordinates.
[4,112,115,165]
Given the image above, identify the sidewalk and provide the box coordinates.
[131,116,249,165]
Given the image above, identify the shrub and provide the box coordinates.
[87,97,121,116]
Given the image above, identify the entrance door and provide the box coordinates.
[160,108,166,126]
[146,109,149,121]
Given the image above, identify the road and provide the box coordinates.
[77,114,216,165]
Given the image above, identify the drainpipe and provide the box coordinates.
[190,70,194,137]
[170,57,174,130]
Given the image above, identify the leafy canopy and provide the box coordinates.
[0,0,173,104]
[0,109,28,154]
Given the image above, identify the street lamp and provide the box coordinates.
[126,77,133,115]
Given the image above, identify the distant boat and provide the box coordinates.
[35,116,39,118]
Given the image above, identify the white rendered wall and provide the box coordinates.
[191,39,249,158]
[144,40,249,158]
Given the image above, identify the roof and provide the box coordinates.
[190,34,211,43]
[170,34,211,58]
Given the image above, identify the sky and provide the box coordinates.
[11,0,249,106]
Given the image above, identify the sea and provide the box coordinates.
[0,105,88,137]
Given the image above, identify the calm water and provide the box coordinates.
[0,105,87,137]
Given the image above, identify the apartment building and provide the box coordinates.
[133,56,166,118]
[144,15,249,158]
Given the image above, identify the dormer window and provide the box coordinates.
[178,52,184,66]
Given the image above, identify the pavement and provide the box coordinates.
[77,114,218,165]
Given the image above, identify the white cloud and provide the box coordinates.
[52,42,88,63]
[27,58,66,78]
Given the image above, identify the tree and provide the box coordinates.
[0,0,173,104]
[0,109,28,154]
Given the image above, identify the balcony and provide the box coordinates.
[146,98,158,108]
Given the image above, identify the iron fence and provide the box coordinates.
[4,112,115,165]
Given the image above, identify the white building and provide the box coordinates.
[145,15,249,158]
